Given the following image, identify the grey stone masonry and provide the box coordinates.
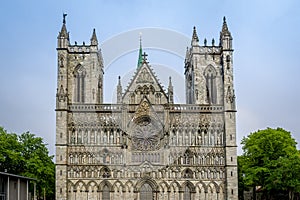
[55,16,238,200]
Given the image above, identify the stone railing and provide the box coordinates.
[170,104,223,112]
[68,103,223,113]
[68,104,122,112]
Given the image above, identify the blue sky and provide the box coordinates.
[0,0,299,155]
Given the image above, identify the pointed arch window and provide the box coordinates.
[102,184,110,200]
[186,74,194,104]
[74,65,86,102]
[183,185,191,200]
[140,183,153,200]
[204,65,217,104]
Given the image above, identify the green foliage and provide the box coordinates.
[0,127,24,173]
[0,127,55,199]
[240,127,300,199]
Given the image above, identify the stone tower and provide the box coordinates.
[55,15,104,199]
[55,15,238,200]
[184,17,237,199]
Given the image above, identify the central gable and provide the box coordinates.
[122,61,168,105]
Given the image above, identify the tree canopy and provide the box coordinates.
[0,127,55,199]
[240,127,300,200]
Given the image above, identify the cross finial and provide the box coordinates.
[63,13,67,24]
[142,52,148,61]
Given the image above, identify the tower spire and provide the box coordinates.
[58,14,69,38]
[220,16,233,50]
[117,76,123,103]
[57,13,69,48]
[168,76,174,104]
[191,26,199,46]
[221,16,231,36]
[137,33,143,68]
[90,28,98,46]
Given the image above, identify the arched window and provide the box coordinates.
[100,167,111,178]
[140,183,153,200]
[102,184,110,200]
[186,74,193,104]
[183,185,191,200]
[74,65,86,102]
[182,168,193,178]
[130,93,135,104]
[204,65,217,104]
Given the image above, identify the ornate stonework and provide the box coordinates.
[56,16,238,200]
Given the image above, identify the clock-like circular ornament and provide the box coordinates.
[130,115,163,151]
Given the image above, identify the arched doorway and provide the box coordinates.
[102,184,110,200]
[140,183,153,200]
[183,185,191,200]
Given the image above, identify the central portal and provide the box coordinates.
[140,183,154,200]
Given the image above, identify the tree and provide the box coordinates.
[19,132,55,199]
[0,127,24,173]
[241,127,300,200]
[238,155,247,200]
[267,153,300,200]
[0,127,55,199]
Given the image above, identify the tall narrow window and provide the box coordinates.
[102,184,110,200]
[183,185,191,200]
[204,65,217,104]
[140,183,153,200]
[74,65,86,103]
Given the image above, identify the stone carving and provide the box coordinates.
[137,68,154,83]
[131,122,161,151]
[226,86,235,103]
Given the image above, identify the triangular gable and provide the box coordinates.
[122,61,168,104]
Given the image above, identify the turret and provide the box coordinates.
[220,17,233,50]
[57,14,69,49]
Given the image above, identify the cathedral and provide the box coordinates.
[55,15,238,200]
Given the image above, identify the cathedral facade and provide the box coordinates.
[55,16,237,200]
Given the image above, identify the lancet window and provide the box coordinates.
[204,65,217,104]
[74,64,86,103]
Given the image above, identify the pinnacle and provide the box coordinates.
[91,28,98,46]
[168,76,173,87]
[192,26,199,42]
[221,16,231,35]
[58,14,69,38]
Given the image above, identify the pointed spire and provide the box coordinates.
[168,76,174,104]
[191,26,199,46]
[90,28,98,46]
[221,16,231,36]
[118,76,122,86]
[220,16,233,50]
[117,76,123,103]
[168,76,173,87]
[192,26,199,42]
[137,33,143,68]
[58,13,68,38]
